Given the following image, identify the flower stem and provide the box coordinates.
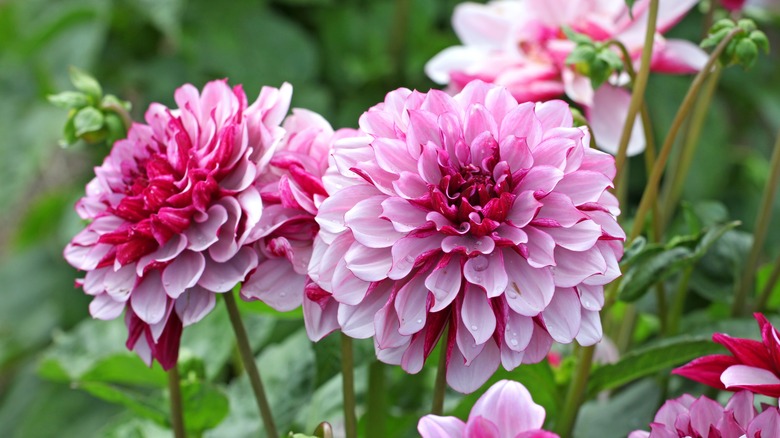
[431,327,449,415]
[366,361,386,438]
[628,27,743,243]
[340,334,358,438]
[556,345,596,437]
[168,365,186,438]
[613,0,659,182]
[735,128,780,315]
[757,254,780,312]
[668,266,694,335]
[659,66,722,232]
[223,292,278,438]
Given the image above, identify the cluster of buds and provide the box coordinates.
[564,27,626,89]
[48,67,132,147]
[703,18,770,69]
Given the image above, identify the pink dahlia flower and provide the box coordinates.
[418,380,559,438]
[309,80,624,393]
[722,0,747,12]
[425,0,707,156]
[64,80,292,369]
[674,313,780,398]
[629,391,780,438]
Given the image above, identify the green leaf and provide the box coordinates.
[77,381,168,426]
[68,66,102,101]
[179,378,230,434]
[575,379,659,438]
[562,26,593,45]
[48,91,89,109]
[72,106,104,136]
[586,335,725,397]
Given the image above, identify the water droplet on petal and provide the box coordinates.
[470,324,478,331]
[510,338,518,346]
[471,256,489,272]
[416,319,423,324]
[404,255,415,264]
[280,292,287,297]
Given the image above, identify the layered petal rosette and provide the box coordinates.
[674,313,780,398]
[309,81,624,393]
[629,391,780,438]
[425,0,707,155]
[64,80,292,369]
[418,380,559,438]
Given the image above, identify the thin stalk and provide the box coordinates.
[431,327,449,415]
[341,334,358,438]
[668,267,694,335]
[168,365,186,438]
[757,254,780,312]
[102,101,133,133]
[613,0,660,181]
[388,0,411,79]
[223,292,278,438]
[556,345,596,437]
[367,361,386,438]
[659,67,723,232]
[628,27,743,243]
[616,305,637,353]
[735,129,780,314]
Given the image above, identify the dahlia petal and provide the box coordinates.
[408,111,443,152]
[712,333,773,370]
[543,220,602,252]
[418,143,443,184]
[447,338,500,394]
[162,251,206,299]
[208,198,241,263]
[464,105,498,147]
[375,297,409,350]
[552,247,606,287]
[389,233,445,280]
[241,258,306,311]
[499,135,533,172]
[64,243,112,271]
[651,39,708,74]
[427,254,464,312]
[464,252,508,298]
[331,256,371,306]
[442,235,495,256]
[463,416,500,438]
[536,192,588,227]
[302,287,340,342]
[130,270,167,325]
[237,187,263,243]
[83,268,109,296]
[338,281,393,339]
[530,137,577,171]
[136,234,188,275]
[499,102,541,147]
[575,309,602,346]
[418,415,467,438]
[104,264,136,302]
[175,286,216,326]
[577,284,604,311]
[469,380,546,433]
[516,166,564,195]
[672,355,740,391]
[452,1,514,49]
[461,284,497,344]
[220,156,257,192]
[400,329,428,374]
[724,390,756,429]
[541,288,581,343]
[688,396,723,437]
[89,293,126,320]
[456,317,487,365]
[395,274,430,336]
[587,85,645,156]
[562,69,594,106]
[506,190,542,228]
[393,171,429,199]
[535,100,573,131]
[316,184,382,239]
[554,170,613,205]
[504,250,554,316]
[186,204,229,251]
[721,365,780,389]
[345,242,392,282]
[523,227,556,268]
[504,311,534,352]
[197,247,258,293]
[381,197,429,233]
[522,322,554,364]
[500,343,524,370]
[746,407,780,438]
[345,196,402,248]
[373,138,418,175]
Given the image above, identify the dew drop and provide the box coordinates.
[416,318,423,324]
[510,338,518,346]
[280,292,287,297]
[507,291,518,299]
[470,324,478,331]
[404,255,415,264]
[471,256,489,272]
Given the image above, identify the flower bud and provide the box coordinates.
[735,38,759,69]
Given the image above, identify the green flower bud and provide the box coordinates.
[735,38,759,69]
[68,66,102,104]
[737,18,757,34]
[750,30,770,54]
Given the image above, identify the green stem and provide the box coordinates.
[668,266,694,335]
[757,254,780,312]
[628,27,743,243]
[735,128,780,315]
[388,0,411,79]
[340,334,358,438]
[613,0,659,182]
[366,361,386,438]
[616,305,637,353]
[223,292,278,438]
[556,345,596,436]
[102,101,133,133]
[168,365,186,438]
[659,67,722,232]
[431,327,449,416]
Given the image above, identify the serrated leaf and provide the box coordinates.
[586,335,725,397]
[69,66,102,101]
[73,106,104,136]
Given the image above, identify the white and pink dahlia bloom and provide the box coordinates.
[309,81,624,393]
[418,380,559,438]
[425,0,707,156]
[64,80,292,369]
[629,391,780,438]
[240,109,357,319]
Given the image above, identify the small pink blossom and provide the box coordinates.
[425,0,707,156]
[418,379,559,438]
[629,391,780,438]
[722,0,747,12]
[308,81,624,393]
[64,80,292,369]
[674,313,780,398]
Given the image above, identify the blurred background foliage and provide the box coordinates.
[0,0,779,437]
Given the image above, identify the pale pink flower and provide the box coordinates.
[309,81,624,393]
[629,391,780,438]
[425,0,707,156]
[64,80,292,369]
[418,379,559,438]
